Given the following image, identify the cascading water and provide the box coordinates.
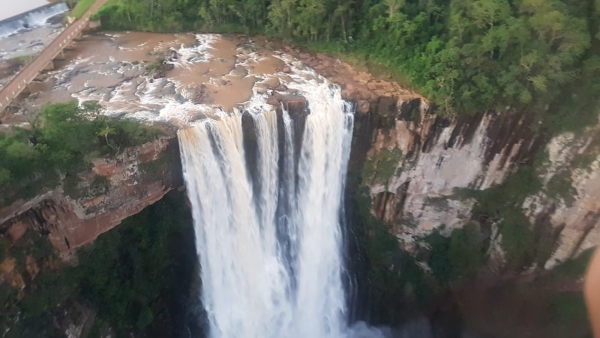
[0,2,68,38]
[179,82,386,338]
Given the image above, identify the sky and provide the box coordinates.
[0,0,51,21]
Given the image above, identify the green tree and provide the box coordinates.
[268,0,298,37]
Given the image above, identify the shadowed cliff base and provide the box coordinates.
[0,190,199,338]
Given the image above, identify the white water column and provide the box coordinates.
[179,82,387,338]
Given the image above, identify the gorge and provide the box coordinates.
[0,14,598,338]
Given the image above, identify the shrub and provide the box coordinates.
[426,223,484,287]
[0,101,163,206]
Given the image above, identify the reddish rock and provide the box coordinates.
[92,162,117,177]
[0,258,25,289]
[278,44,423,109]
[263,77,280,89]
[7,221,27,242]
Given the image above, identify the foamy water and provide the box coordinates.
[179,76,392,337]
[20,34,315,125]
[31,34,269,123]
[0,2,67,38]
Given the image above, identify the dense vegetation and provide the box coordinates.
[0,101,163,206]
[350,188,431,325]
[425,223,484,287]
[95,0,600,123]
[0,191,196,338]
[351,184,591,336]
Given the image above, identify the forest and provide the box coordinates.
[94,0,600,122]
[0,191,196,337]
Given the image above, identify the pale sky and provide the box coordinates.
[0,0,52,21]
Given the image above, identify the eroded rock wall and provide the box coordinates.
[362,99,539,243]
[0,136,182,254]
[357,92,600,270]
[524,129,600,268]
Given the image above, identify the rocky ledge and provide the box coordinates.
[0,136,182,255]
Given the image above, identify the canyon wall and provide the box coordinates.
[524,129,600,269]
[0,45,596,278]
[0,136,182,254]
[358,95,599,270]
[282,45,600,271]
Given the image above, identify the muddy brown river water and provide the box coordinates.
[2,32,313,127]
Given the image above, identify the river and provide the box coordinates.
[5,33,292,125]
[0,0,53,21]
[0,0,68,90]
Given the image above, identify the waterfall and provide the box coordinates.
[0,2,68,38]
[179,83,385,338]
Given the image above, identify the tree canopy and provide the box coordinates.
[94,0,600,120]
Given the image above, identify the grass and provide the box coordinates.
[71,0,95,19]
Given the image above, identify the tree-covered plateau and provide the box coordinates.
[95,0,600,123]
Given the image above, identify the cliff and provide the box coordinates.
[525,129,600,269]
[0,136,182,254]
[358,95,598,271]
[276,45,599,272]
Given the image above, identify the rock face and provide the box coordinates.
[360,98,540,245]
[355,93,599,269]
[278,45,600,272]
[0,137,182,254]
[524,129,600,269]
